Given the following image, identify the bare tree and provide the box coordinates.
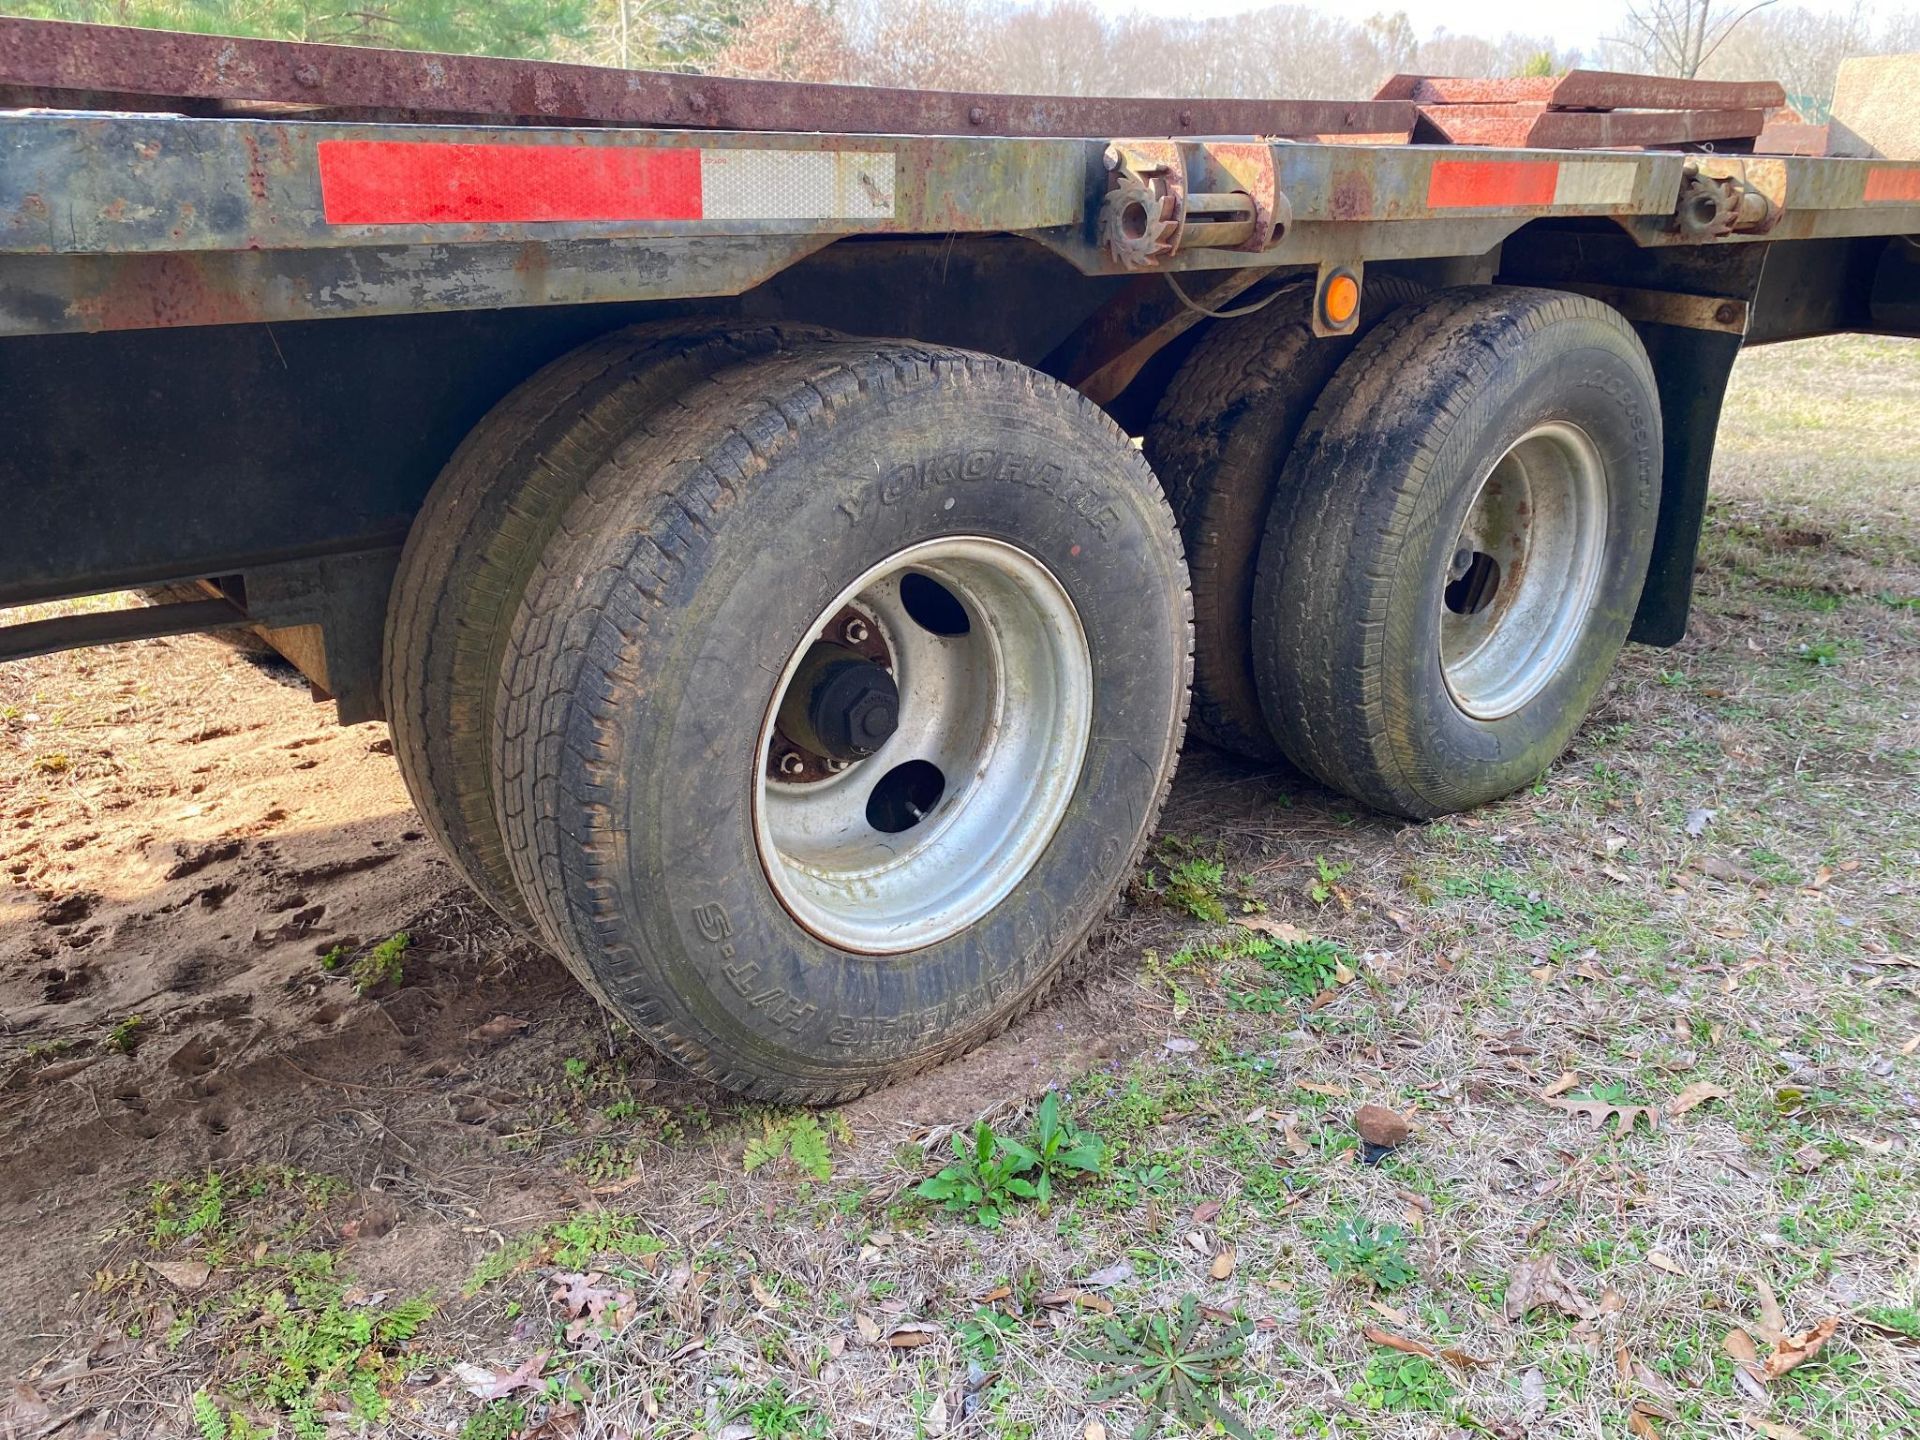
[1609,0,1778,78]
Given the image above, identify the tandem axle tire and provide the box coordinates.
[382,322,835,929]
[1145,276,1426,762]
[1252,286,1662,818]
[493,343,1192,1102]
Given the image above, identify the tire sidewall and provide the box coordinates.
[1382,325,1660,810]
[573,367,1186,1086]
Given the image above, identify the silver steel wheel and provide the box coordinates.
[1439,420,1609,720]
[752,536,1093,954]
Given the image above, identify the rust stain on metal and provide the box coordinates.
[1329,167,1376,222]
[0,17,1413,140]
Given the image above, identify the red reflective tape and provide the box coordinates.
[1427,158,1559,209]
[1863,167,1920,204]
[317,140,703,224]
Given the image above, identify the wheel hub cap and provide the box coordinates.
[753,537,1093,954]
[1439,420,1609,721]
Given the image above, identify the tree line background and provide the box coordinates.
[8,0,1920,115]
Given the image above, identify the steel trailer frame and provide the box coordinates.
[3,19,1918,719]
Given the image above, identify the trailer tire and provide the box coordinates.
[494,343,1191,1102]
[382,322,837,929]
[1145,275,1426,761]
[1253,286,1661,818]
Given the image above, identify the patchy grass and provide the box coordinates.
[10,336,1918,1440]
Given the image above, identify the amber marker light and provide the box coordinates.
[1321,270,1360,328]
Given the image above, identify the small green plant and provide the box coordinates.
[998,1091,1106,1207]
[1796,639,1840,666]
[1307,856,1351,905]
[318,945,350,972]
[1314,1215,1416,1291]
[1349,1351,1455,1414]
[150,1171,229,1245]
[918,1095,1109,1226]
[1109,1160,1174,1207]
[1254,936,1351,997]
[107,1014,145,1054]
[743,1111,834,1182]
[1165,857,1230,923]
[1076,1294,1255,1440]
[1862,1305,1920,1339]
[349,932,409,994]
[958,1304,1022,1363]
[546,1210,665,1269]
[458,1401,527,1440]
[740,1380,818,1439]
[915,1121,1038,1228]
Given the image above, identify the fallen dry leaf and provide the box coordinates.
[1627,1402,1664,1439]
[854,1312,881,1344]
[1666,1082,1728,1118]
[1035,1288,1114,1315]
[1647,1251,1687,1277]
[1083,1261,1133,1289]
[452,1352,547,1401]
[1297,1080,1349,1098]
[1083,1424,1108,1440]
[1234,915,1313,944]
[1545,1096,1660,1139]
[1505,1255,1598,1322]
[1209,1247,1236,1282]
[748,1274,780,1310]
[1363,1327,1436,1359]
[1191,1200,1222,1224]
[1354,1103,1413,1148]
[1763,1317,1838,1379]
[1740,1414,1809,1440]
[1754,1277,1788,1344]
[148,1259,211,1292]
[885,1322,939,1348]
[466,1015,530,1044]
[1541,1072,1580,1099]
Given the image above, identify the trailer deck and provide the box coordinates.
[3,18,1918,343]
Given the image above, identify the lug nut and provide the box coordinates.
[826,757,850,772]
[778,751,806,777]
[843,618,870,645]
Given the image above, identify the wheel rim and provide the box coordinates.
[1439,420,1609,720]
[752,537,1093,954]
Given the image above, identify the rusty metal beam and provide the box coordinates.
[0,597,250,662]
[1418,106,1766,149]
[0,18,1413,140]
[1377,69,1785,112]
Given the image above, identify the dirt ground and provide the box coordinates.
[2,334,1916,1440]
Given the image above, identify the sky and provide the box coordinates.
[1082,0,1915,54]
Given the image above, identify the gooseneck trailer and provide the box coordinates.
[4,20,1916,1100]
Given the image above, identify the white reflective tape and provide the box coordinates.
[1552,160,1637,207]
[700,150,896,221]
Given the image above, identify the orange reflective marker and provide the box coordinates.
[1322,271,1360,327]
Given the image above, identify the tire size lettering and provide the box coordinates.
[838,448,1121,538]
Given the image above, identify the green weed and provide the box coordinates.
[1314,1215,1416,1291]
[1349,1352,1456,1414]
[1076,1294,1254,1440]
[743,1111,835,1182]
